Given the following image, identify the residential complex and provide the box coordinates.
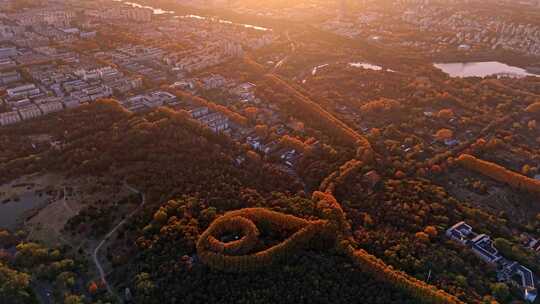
[0,0,275,131]
[447,222,538,302]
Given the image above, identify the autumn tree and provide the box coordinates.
[88,281,98,294]
[254,124,269,138]
[435,129,453,141]
[424,226,438,238]
[0,263,34,304]
[458,154,540,195]
[526,101,540,113]
[437,109,454,120]
[279,135,308,152]
[360,98,400,114]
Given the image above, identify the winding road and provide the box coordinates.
[92,183,145,298]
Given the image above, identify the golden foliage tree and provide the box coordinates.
[360,98,400,114]
[457,154,540,195]
[197,192,464,304]
[165,87,248,126]
[437,109,454,120]
[526,101,540,113]
[435,129,453,141]
[279,135,308,153]
[261,73,374,163]
[196,208,329,272]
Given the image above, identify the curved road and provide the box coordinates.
[92,183,145,298]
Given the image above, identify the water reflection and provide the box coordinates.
[434,61,539,78]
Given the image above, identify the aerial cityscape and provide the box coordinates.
[1,0,540,303]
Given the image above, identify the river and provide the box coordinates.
[123,1,174,15]
[116,0,271,31]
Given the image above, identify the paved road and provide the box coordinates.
[92,183,145,299]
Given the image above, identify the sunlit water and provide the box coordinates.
[124,1,174,14]
[349,62,383,71]
[115,0,271,31]
[434,61,539,78]
[177,14,270,31]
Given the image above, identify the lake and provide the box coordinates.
[434,61,540,78]
[349,62,383,71]
[0,191,49,230]
[349,62,398,72]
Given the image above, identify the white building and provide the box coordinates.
[123,91,177,112]
[0,58,16,69]
[62,97,82,109]
[0,70,21,85]
[0,111,21,126]
[202,74,226,89]
[0,47,16,58]
[189,107,209,119]
[38,101,63,114]
[149,91,177,105]
[83,85,113,101]
[7,84,40,99]
[18,104,42,120]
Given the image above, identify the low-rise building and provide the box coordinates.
[122,91,178,112]
[70,90,91,103]
[189,107,209,119]
[171,80,195,91]
[189,107,229,133]
[0,70,21,85]
[62,97,83,108]
[470,234,502,264]
[149,91,177,105]
[38,101,63,114]
[0,47,16,58]
[7,84,40,99]
[0,58,16,69]
[230,82,256,101]
[18,104,42,120]
[0,25,15,40]
[0,111,21,126]
[9,98,32,109]
[446,221,473,244]
[202,74,227,90]
[447,222,537,302]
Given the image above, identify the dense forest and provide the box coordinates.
[0,99,299,202]
[1,99,539,303]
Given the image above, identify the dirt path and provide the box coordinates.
[92,183,145,299]
[61,187,75,215]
